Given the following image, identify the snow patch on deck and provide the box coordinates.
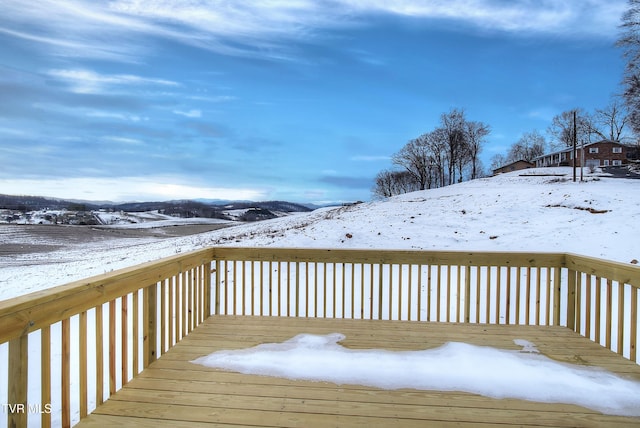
[192,333,640,417]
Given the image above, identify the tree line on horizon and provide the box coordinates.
[374,0,640,199]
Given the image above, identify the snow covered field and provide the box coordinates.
[1,168,640,426]
[1,168,639,301]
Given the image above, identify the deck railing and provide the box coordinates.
[0,249,212,428]
[0,248,638,427]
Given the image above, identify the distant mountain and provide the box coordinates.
[217,201,312,213]
[0,194,101,211]
[0,194,314,216]
[192,198,253,205]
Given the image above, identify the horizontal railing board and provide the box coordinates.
[565,253,640,289]
[210,247,565,268]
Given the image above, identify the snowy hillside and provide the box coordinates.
[1,168,639,301]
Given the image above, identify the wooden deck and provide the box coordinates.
[76,316,640,428]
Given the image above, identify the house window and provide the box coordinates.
[613,147,622,154]
[603,160,610,166]
[561,153,567,161]
[613,160,622,166]
[589,147,599,154]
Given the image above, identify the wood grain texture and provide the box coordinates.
[76,316,640,428]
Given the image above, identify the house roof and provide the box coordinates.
[492,159,534,173]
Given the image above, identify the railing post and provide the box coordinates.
[377,264,383,320]
[80,311,88,419]
[215,260,222,315]
[617,283,625,356]
[295,262,300,317]
[205,261,212,317]
[566,269,577,331]
[553,267,561,326]
[7,334,28,428]
[630,286,637,362]
[575,273,582,334]
[62,318,71,428]
[144,283,157,367]
[41,325,51,428]
[109,300,116,396]
[464,265,471,323]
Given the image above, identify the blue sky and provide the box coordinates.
[0,1,629,204]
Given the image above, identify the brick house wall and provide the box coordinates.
[534,140,629,168]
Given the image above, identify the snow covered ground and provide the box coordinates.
[1,167,639,301]
[1,167,640,426]
[95,210,190,225]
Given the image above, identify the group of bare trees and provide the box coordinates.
[374,108,490,198]
[547,102,630,148]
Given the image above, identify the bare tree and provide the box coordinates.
[490,154,507,171]
[465,121,490,179]
[592,100,630,142]
[547,109,592,148]
[393,170,421,194]
[507,130,547,163]
[456,139,472,183]
[391,135,433,190]
[373,170,396,198]
[425,128,448,187]
[440,108,467,185]
[373,170,420,198]
[617,0,640,135]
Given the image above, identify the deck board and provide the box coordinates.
[76,316,640,427]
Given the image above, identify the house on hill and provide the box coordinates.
[533,140,630,169]
[492,160,535,175]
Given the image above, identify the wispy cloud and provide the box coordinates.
[0,127,31,137]
[173,109,202,118]
[344,0,625,37]
[1,0,625,65]
[108,0,626,40]
[188,95,237,103]
[1,0,153,61]
[351,155,390,162]
[47,69,179,94]
[32,102,149,122]
[102,136,145,145]
[85,111,148,122]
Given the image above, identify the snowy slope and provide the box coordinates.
[1,168,638,301]
[200,167,639,261]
